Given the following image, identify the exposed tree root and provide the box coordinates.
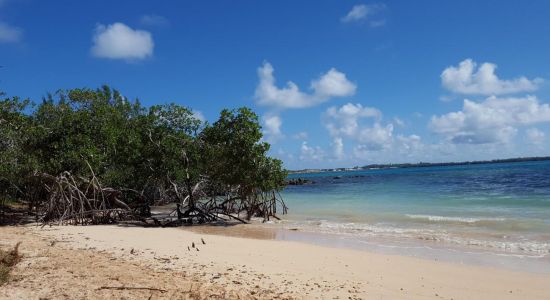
[32,168,287,227]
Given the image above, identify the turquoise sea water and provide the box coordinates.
[279,160,550,271]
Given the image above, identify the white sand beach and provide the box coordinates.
[1,225,550,299]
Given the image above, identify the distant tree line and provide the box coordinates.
[0,86,287,225]
[289,156,550,174]
[359,156,550,170]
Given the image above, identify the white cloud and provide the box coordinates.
[396,134,423,154]
[352,145,373,160]
[299,142,326,162]
[263,114,284,142]
[332,137,345,159]
[393,117,405,127]
[356,123,394,151]
[140,14,169,27]
[325,103,381,137]
[289,103,423,164]
[324,103,393,153]
[91,23,154,60]
[292,131,308,140]
[311,68,357,98]
[255,62,356,109]
[341,4,386,26]
[0,21,22,43]
[441,59,542,95]
[430,96,550,144]
[526,128,545,145]
[342,5,369,22]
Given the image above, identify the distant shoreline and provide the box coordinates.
[289,155,550,174]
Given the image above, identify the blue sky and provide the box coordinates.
[1,0,550,169]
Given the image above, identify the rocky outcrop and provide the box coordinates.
[286,178,314,185]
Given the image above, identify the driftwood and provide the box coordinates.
[98,286,168,293]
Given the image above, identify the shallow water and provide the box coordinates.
[278,160,550,272]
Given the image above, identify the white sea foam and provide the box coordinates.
[281,219,550,256]
[405,214,506,224]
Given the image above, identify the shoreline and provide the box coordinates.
[2,224,550,299]
[185,222,550,274]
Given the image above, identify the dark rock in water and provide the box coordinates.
[333,176,342,179]
[286,178,313,185]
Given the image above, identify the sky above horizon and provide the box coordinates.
[1,0,550,169]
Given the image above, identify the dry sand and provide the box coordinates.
[1,224,550,299]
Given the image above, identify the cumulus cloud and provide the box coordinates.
[299,142,326,161]
[140,14,169,27]
[325,103,381,137]
[430,96,550,144]
[396,134,423,154]
[356,123,394,151]
[441,59,543,95]
[341,4,386,26]
[311,68,358,98]
[255,62,356,109]
[91,23,154,60]
[526,128,545,145]
[332,137,345,159]
[324,103,393,152]
[263,114,284,142]
[0,21,22,43]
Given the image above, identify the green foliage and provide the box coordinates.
[30,87,144,182]
[202,107,287,195]
[0,93,31,200]
[0,86,287,211]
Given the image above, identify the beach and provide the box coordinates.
[1,224,550,299]
[2,1,550,299]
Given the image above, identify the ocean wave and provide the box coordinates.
[405,214,506,224]
[279,219,550,255]
[316,221,437,234]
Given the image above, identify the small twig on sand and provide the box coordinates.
[98,286,168,293]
